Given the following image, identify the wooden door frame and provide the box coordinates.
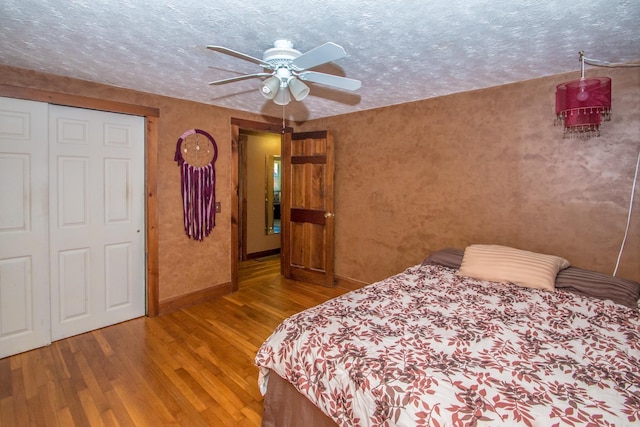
[230,118,293,291]
[0,84,161,316]
[238,133,248,261]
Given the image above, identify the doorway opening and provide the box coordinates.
[239,129,282,261]
[230,118,293,292]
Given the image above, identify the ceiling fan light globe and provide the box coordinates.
[273,87,291,105]
[288,77,310,101]
[260,76,281,99]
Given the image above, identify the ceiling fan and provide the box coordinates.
[207,39,361,105]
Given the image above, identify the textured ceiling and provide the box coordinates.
[1,0,639,121]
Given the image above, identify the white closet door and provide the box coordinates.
[0,97,51,358]
[49,105,145,341]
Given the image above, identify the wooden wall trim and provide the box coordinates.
[0,84,160,117]
[231,117,293,134]
[145,116,160,316]
[246,249,281,260]
[238,134,249,261]
[334,275,369,291]
[0,84,160,317]
[231,124,240,292]
[158,282,233,315]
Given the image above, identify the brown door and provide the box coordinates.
[281,130,335,287]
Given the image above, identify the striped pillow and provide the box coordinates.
[457,244,570,291]
[555,267,640,308]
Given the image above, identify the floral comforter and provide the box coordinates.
[255,263,640,427]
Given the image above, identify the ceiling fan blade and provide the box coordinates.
[207,45,272,68]
[290,42,347,71]
[209,73,272,85]
[298,71,361,91]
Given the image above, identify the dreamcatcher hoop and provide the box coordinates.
[174,129,218,241]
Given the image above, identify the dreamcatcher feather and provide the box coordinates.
[174,129,218,241]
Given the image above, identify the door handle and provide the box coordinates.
[324,212,335,219]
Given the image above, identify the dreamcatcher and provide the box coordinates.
[174,129,218,241]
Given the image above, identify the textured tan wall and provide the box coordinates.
[299,67,640,283]
[3,64,638,299]
[0,65,276,302]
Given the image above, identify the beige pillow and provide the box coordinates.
[457,244,570,291]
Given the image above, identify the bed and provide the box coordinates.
[255,245,640,426]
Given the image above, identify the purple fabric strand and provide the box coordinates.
[174,129,218,241]
[179,163,216,240]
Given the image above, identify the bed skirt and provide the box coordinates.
[262,370,338,427]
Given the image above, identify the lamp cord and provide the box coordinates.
[613,149,640,276]
[580,51,640,69]
[583,57,640,68]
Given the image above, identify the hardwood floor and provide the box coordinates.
[0,257,356,427]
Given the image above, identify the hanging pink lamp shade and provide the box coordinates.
[555,52,612,139]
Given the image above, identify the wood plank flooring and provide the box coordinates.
[0,257,356,427]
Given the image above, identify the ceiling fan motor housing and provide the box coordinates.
[263,39,302,68]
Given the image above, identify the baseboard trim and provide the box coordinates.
[335,275,369,291]
[158,282,233,315]
[246,248,281,260]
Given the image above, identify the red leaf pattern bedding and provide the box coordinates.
[255,264,640,426]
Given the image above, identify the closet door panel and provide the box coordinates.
[49,105,145,341]
[0,97,50,358]
[0,97,145,356]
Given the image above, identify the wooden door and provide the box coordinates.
[48,105,145,341]
[281,130,335,287]
[0,97,51,358]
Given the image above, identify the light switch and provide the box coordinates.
[215,202,221,213]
